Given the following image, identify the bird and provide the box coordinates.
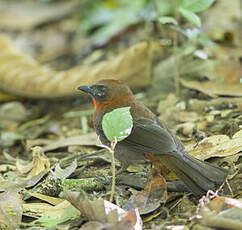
[78,79,227,196]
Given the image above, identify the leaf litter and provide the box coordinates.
[0,0,242,229]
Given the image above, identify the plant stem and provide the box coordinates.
[173,1,180,96]
[153,0,164,38]
[109,138,117,202]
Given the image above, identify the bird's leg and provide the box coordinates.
[143,154,168,202]
[145,153,170,176]
[145,165,168,203]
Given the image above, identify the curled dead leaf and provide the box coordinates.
[181,79,242,97]
[0,34,150,98]
[187,129,242,160]
[16,146,50,178]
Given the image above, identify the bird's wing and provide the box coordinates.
[119,117,178,155]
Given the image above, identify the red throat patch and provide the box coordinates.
[92,93,134,112]
[91,97,98,110]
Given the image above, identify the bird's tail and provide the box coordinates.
[162,151,228,196]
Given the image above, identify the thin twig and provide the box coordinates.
[196,181,228,214]
[173,1,180,96]
[153,0,164,38]
[99,136,117,202]
[109,137,117,202]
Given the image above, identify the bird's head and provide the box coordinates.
[77,79,134,110]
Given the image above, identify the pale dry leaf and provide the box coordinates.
[23,200,78,220]
[27,147,50,178]
[0,34,150,98]
[16,157,34,174]
[0,190,23,230]
[63,191,142,229]
[51,160,77,179]
[0,1,80,30]
[23,202,53,218]
[202,0,241,45]
[0,101,28,121]
[25,190,64,206]
[16,146,50,178]
[80,221,112,230]
[41,200,75,219]
[187,129,242,160]
[181,79,242,97]
[43,133,98,152]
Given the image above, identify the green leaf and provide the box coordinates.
[34,205,79,227]
[179,8,201,27]
[159,16,178,25]
[102,107,133,142]
[179,0,215,13]
[198,34,214,47]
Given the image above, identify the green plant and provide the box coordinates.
[159,0,215,27]
[101,107,133,202]
[157,0,215,95]
[78,0,153,45]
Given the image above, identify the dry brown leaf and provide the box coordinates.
[214,59,242,84]
[188,98,242,112]
[23,202,53,217]
[0,34,150,98]
[0,190,23,230]
[43,133,98,152]
[203,0,241,45]
[207,196,242,213]
[16,146,50,178]
[124,167,167,215]
[181,79,242,97]
[187,129,242,160]
[0,1,80,30]
[23,200,76,219]
[80,221,112,230]
[201,206,242,230]
[41,200,75,219]
[25,190,64,206]
[63,191,142,230]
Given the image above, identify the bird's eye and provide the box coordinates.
[91,85,107,98]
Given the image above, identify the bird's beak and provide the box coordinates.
[77,85,92,94]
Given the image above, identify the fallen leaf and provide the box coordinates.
[187,129,242,160]
[16,146,50,178]
[0,35,150,98]
[0,131,24,147]
[181,79,242,97]
[124,167,167,215]
[23,202,53,218]
[0,101,28,121]
[62,191,142,229]
[80,221,112,230]
[51,159,77,179]
[203,0,241,45]
[0,170,47,191]
[43,133,98,151]
[0,1,80,30]
[25,190,64,206]
[0,190,23,230]
[33,200,79,227]
[207,196,242,213]
[200,198,242,230]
